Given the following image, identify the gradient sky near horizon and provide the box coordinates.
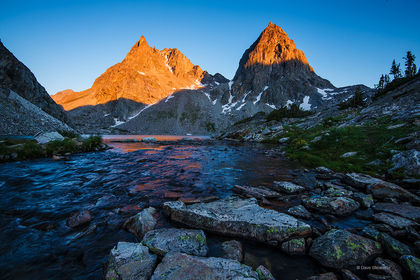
[1,0,419,94]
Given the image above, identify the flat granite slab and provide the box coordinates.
[163,197,311,246]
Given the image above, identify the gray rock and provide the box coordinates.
[373,202,420,222]
[373,258,402,280]
[141,228,207,257]
[341,152,358,158]
[105,242,157,280]
[278,137,289,143]
[272,181,305,193]
[123,207,157,240]
[361,226,382,241]
[232,185,280,199]
[373,212,418,229]
[163,197,311,246]
[309,229,382,269]
[287,205,312,219]
[35,131,64,144]
[256,265,275,280]
[380,233,412,259]
[303,196,360,216]
[353,193,374,208]
[150,252,260,280]
[281,238,306,255]
[387,123,405,129]
[343,173,384,190]
[390,149,420,176]
[141,137,158,142]
[66,210,92,228]
[221,240,243,262]
[325,185,353,197]
[400,255,420,280]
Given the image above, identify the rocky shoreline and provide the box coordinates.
[100,166,420,280]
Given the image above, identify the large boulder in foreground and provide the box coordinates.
[163,197,311,245]
[150,252,260,280]
[309,229,382,269]
[142,228,208,257]
[105,242,157,280]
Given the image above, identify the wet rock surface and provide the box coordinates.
[220,240,243,262]
[123,207,157,240]
[141,228,208,257]
[163,197,312,245]
[150,252,260,280]
[309,229,382,269]
[105,242,157,280]
[303,196,360,216]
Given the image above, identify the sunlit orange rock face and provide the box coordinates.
[52,36,206,110]
[242,22,313,71]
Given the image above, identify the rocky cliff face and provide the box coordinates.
[52,36,225,132]
[0,42,72,135]
[0,41,69,124]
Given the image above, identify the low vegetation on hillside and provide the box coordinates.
[0,133,105,162]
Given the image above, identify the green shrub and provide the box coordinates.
[81,136,102,152]
[46,138,78,156]
[17,142,44,159]
[57,130,80,139]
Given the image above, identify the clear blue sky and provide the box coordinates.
[1,0,419,94]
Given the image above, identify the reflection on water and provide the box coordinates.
[0,136,319,279]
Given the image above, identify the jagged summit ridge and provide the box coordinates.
[52,35,210,111]
[235,22,313,78]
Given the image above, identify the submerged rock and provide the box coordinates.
[141,228,207,257]
[272,181,305,193]
[163,197,311,246]
[150,252,260,280]
[309,229,382,269]
[303,196,360,216]
[123,207,157,240]
[221,240,243,262]
[105,242,157,280]
[66,210,92,228]
[232,185,280,199]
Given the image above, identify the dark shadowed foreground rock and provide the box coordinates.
[232,185,279,199]
[123,207,157,240]
[66,210,92,228]
[306,272,338,280]
[141,228,207,257]
[287,205,312,219]
[373,258,403,280]
[105,242,157,280]
[400,255,420,280]
[344,173,420,203]
[373,212,418,229]
[373,202,420,222]
[303,196,360,216]
[281,238,306,255]
[309,229,382,269]
[150,252,260,280]
[256,265,275,280]
[380,233,412,258]
[163,197,311,245]
[221,240,243,261]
